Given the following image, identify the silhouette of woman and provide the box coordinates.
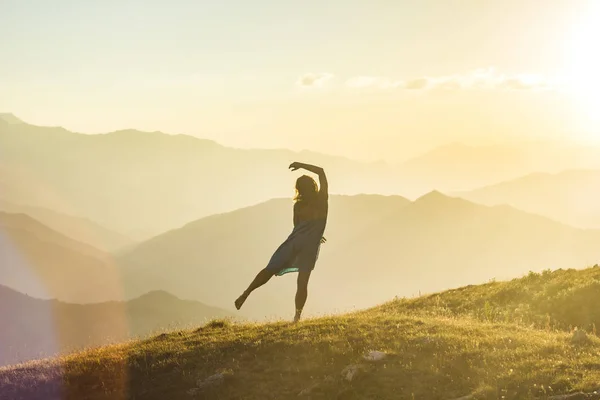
[235,162,329,322]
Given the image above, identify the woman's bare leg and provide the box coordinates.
[235,268,275,310]
[294,270,312,322]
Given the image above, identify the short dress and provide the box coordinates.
[265,191,329,276]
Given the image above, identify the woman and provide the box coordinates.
[234,161,329,323]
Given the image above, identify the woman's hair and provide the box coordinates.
[294,175,318,203]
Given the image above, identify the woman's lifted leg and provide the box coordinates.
[235,268,274,310]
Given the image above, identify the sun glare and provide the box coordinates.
[562,2,600,140]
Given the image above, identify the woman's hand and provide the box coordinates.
[320,236,327,244]
[289,162,302,171]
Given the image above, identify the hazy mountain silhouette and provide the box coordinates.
[0,117,399,239]
[115,192,600,320]
[0,212,121,302]
[327,191,600,307]
[116,194,411,319]
[456,169,600,229]
[397,141,600,193]
[0,285,234,367]
[0,199,134,251]
[5,115,600,240]
[0,113,24,124]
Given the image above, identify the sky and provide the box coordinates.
[1,0,600,162]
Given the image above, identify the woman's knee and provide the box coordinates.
[297,272,311,288]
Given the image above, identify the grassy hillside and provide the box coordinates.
[0,285,235,367]
[117,192,600,321]
[2,266,599,400]
[385,266,600,331]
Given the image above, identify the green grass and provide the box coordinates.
[2,267,600,400]
[387,265,600,331]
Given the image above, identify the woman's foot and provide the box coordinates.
[293,309,302,323]
[234,294,248,310]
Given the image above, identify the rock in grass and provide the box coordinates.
[340,364,366,382]
[195,370,233,391]
[298,381,321,397]
[548,389,600,399]
[571,329,590,345]
[298,375,335,396]
[363,350,387,362]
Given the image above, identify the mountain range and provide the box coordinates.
[0,211,121,303]
[4,114,600,240]
[0,198,133,251]
[0,115,393,239]
[115,191,600,320]
[2,112,600,374]
[6,187,594,321]
[456,169,600,229]
[0,285,234,367]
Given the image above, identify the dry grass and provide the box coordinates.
[2,267,600,399]
[384,265,600,331]
[2,312,600,399]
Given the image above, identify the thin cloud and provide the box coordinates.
[299,68,553,92]
[404,78,430,90]
[428,67,498,91]
[345,76,401,89]
[340,68,552,92]
[296,73,334,88]
[435,79,463,91]
[497,74,549,90]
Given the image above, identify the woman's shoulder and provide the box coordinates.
[318,189,328,200]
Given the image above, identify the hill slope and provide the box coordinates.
[1,266,600,400]
[383,265,600,332]
[456,169,600,229]
[0,285,235,367]
[0,199,134,251]
[116,192,600,320]
[0,211,121,302]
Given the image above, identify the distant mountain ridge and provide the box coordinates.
[0,113,24,124]
[397,141,600,193]
[115,191,600,320]
[0,116,398,239]
[4,114,600,239]
[0,284,234,367]
[0,211,120,303]
[0,198,133,251]
[456,169,600,229]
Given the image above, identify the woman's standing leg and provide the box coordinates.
[294,270,312,322]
